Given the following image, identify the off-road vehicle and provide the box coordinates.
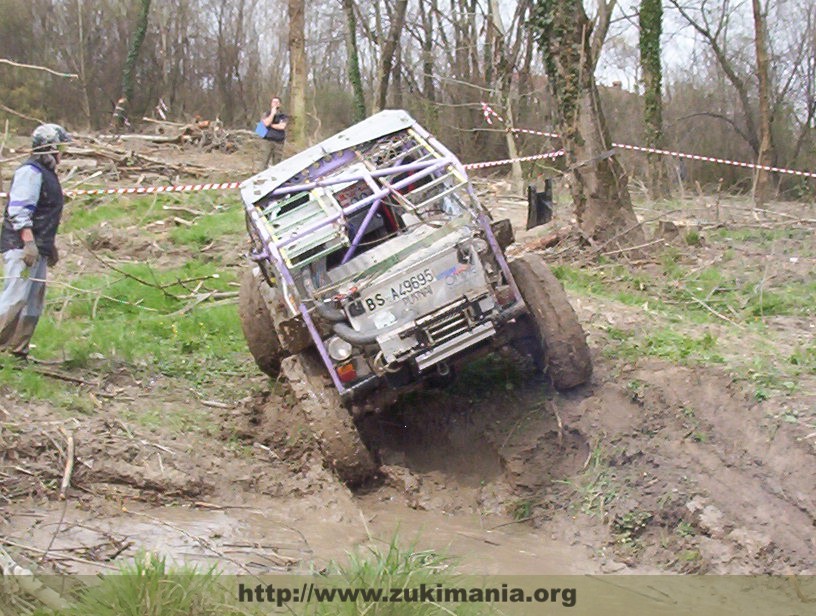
[239,110,591,484]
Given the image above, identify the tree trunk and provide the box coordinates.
[288,0,307,148]
[342,0,366,122]
[752,0,775,206]
[121,0,152,107]
[76,0,91,128]
[532,0,644,247]
[489,0,522,191]
[639,0,669,199]
[374,0,409,112]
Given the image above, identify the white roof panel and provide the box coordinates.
[240,109,416,205]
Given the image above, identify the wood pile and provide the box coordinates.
[137,117,251,153]
[61,138,210,180]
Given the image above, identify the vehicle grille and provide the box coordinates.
[424,311,471,346]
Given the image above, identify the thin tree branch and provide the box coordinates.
[0,58,78,79]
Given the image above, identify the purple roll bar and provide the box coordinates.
[342,198,383,264]
[276,157,452,250]
[266,158,448,200]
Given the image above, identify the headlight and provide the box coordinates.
[327,336,353,361]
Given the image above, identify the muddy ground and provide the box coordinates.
[1,147,814,578]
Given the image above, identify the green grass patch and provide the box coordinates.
[555,443,617,518]
[62,192,242,235]
[0,357,96,414]
[34,552,236,616]
[710,227,813,243]
[604,328,724,365]
[12,260,254,400]
[23,542,484,616]
[61,195,162,233]
[551,264,652,309]
[168,206,245,248]
[317,537,484,615]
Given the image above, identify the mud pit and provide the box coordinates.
[1,169,814,577]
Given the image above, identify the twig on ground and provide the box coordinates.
[2,539,118,570]
[200,399,233,410]
[686,294,744,328]
[59,429,75,500]
[601,237,666,257]
[83,244,182,300]
[30,367,95,386]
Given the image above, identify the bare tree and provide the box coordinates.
[121,0,152,111]
[289,0,307,147]
[751,0,775,205]
[639,0,669,199]
[374,0,409,112]
[532,0,644,246]
[342,0,366,121]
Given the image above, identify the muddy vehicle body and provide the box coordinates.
[239,110,591,483]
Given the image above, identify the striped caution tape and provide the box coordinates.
[0,181,241,200]
[0,154,565,200]
[480,102,816,180]
[463,150,564,170]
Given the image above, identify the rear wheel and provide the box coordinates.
[509,254,592,390]
[280,350,378,485]
[239,267,285,376]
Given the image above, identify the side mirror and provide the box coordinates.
[526,179,553,230]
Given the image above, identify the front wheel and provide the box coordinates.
[280,350,378,485]
[238,267,285,376]
[509,254,592,390]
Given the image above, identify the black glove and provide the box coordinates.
[47,245,59,267]
[22,241,39,267]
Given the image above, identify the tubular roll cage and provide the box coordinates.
[243,120,523,397]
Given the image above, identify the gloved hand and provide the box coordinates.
[22,240,39,267]
[47,245,59,267]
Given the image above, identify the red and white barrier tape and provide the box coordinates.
[480,102,816,180]
[0,154,566,200]
[0,181,241,200]
[464,150,564,170]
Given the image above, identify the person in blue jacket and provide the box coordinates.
[0,123,71,359]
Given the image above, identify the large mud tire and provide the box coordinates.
[280,351,378,485]
[239,267,285,376]
[509,254,592,390]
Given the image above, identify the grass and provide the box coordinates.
[312,537,484,616]
[13,541,482,616]
[34,261,247,377]
[62,192,243,235]
[555,442,617,519]
[0,191,257,408]
[603,328,725,366]
[23,552,254,616]
[553,231,815,400]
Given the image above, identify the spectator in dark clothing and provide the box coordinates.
[258,96,288,170]
[0,123,71,358]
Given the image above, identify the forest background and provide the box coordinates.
[1,0,815,197]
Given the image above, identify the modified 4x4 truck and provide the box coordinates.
[238,110,591,484]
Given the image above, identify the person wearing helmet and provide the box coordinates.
[0,123,71,358]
